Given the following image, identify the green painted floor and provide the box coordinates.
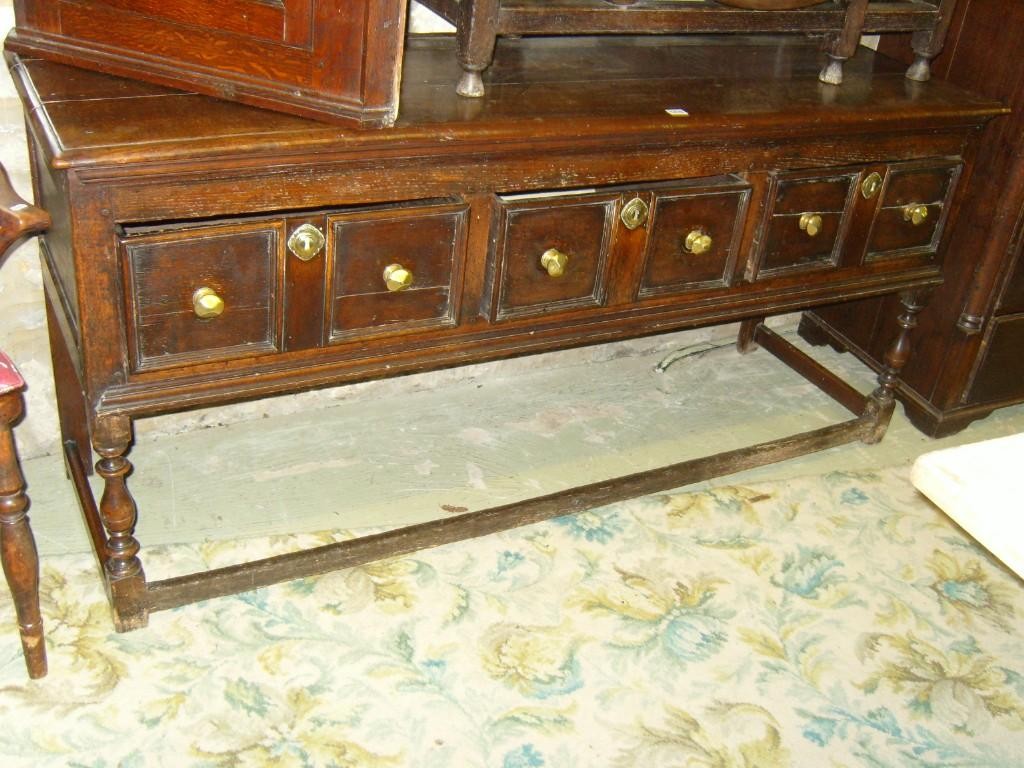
[20,321,1024,568]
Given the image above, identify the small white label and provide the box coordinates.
[664,108,690,117]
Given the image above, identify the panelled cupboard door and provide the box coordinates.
[8,0,408,125]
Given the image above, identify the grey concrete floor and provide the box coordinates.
[19,322,1024,570]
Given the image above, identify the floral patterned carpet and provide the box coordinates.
[1,466,1022,767]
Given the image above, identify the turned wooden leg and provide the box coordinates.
[819,0,869,86]
[0,363,46,679]
[907,0,958,82]
[862,290,927,444]
[455,0,500,98]
[93,415,148,631]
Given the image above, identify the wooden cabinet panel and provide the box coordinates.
[866,161,960,260]
[491,192,617,320]
[8,0,407,126]
[969,314,1024,404]
[754,170,859,276]
[997,240,1024,315]
[122,221,285,371]
[327,202,469,341]
[59,0,311,46]
[801,0,1024,435]
[639,179,750,297]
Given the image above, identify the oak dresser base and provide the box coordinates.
[0,36,1003,638]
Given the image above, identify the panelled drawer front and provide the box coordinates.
[327,202,468,341]
[492,192,616,320]
[756,170,859,276]
[122,221,284,372]
[639,181,750,297]
[866,160,961,260]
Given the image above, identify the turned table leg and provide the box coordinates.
[0,360,46,679]
[93,415,148,631]
[862,289,928,444]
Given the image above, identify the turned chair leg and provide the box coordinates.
[862,289,928,444]
[93,415,149,632]
[0,355,46,679]
[906,0,959,82]
[455,0,500,97]
[819,0,869,86]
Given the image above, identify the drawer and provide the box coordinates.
[491,191,617,320]
[866,160,961,260]
[638,179,750,297]
[122,221,285,372]
[327,202,468,341]
[754,169,860,276]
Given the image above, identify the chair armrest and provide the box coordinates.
[0,162,49,270]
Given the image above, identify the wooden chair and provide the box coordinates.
[0,352,46,678]
[0,164,50,679]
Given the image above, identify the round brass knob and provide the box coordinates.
[383,263,414,292]
[684,230,713,255]
[903,204,929,226]
[540,248,569,278]
[192,287,225,319]
[799,213,823,237]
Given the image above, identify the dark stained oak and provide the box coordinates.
[0,356,46,678]
[802,0,1024,436]
[6,0,408,126]
[415,0,960,94]
[0,35,1005,631]
[0,170,48,678]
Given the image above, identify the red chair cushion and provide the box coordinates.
[0,350,25,394]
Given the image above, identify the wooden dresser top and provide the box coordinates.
[6,34,1006,171]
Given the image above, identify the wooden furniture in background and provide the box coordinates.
[415,0,960,96]
[1,36,1002,632]
[801,0,1024,436]
[6,0,408,126]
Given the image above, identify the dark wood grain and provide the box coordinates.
[416,0,957,94]
[0,162,49,268]
[803,0,1024,435]
[0,363,46,678]
[0,35,1003,631]
[7,0,407,126]
[639,181,749,296]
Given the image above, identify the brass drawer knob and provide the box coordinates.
[684,230,713,255]
[287,223,325,261]
[192,286,225,319]
[620,197,650,230]
[861,171,883,200]
[383,263,414,292]
[540,248,569,278]
[799,213,823,237]
[903,203,929,226]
